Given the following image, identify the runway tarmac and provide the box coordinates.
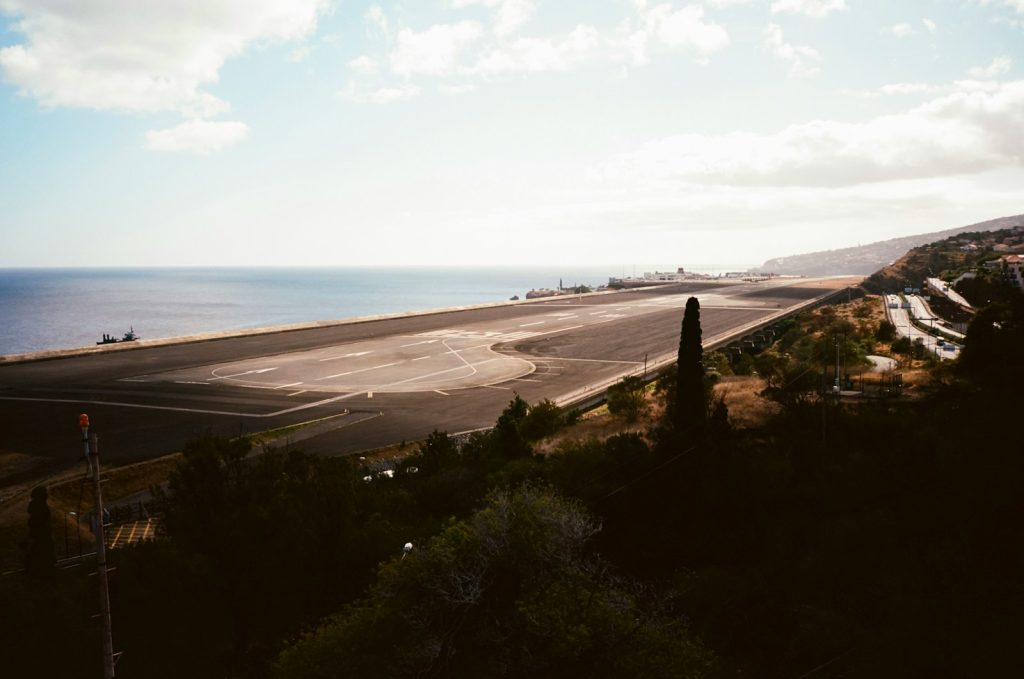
[0,277,855,474]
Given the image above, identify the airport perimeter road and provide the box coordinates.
[0,277,856,470]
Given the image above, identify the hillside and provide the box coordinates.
[863,225,1024,304]
[756,214,1024,276]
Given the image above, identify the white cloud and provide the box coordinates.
[390,22,484,76]
[440,83,476,95]
[364,5,389,36]
[705,0,757,7]
[885,23,916,38]
[923,18,937,33]
[969,56,1012,79]
[349,55,380,75]
[144,119,249,154]
[340,82,421,105]
[770,0,848,18]
[974,0,1024,13]
[592,80,1024,188]
[0,0,327,116]
[470,25,602,75]
[451,0,536,38]
[764,23,821,78]
[646,4,730,60]
[879,82,942,96]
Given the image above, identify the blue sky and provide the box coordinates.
[1,0,1022,268]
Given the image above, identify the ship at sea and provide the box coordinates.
[97,327,139,345]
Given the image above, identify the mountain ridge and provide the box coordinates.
[756,214,1024,276]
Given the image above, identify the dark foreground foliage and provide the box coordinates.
[3,298,1023,677]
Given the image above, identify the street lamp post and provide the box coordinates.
[81,414,116,679]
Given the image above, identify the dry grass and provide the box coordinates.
[0,452,184,571]
[713,376,782,430]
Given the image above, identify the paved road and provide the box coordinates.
[905,294,966,340]
[884,295,960,360]
[0,278,853,471]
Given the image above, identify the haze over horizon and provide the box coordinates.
[1,0,1022,268]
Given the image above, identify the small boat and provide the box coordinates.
[97,327,139,345]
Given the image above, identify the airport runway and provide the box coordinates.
[0,278,853,471]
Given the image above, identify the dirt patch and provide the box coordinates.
[714,376,781,429]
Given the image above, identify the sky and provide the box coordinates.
[1,0,1022,269]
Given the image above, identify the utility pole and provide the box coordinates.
[81,414,116,678]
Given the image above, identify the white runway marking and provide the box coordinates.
[434,390,449,396]
[209,367,278,381]
[400,340,439,348]
[412,355,431,361]
[519,321,545,327]
[174,381,210,386]
[413,328,542,342]
[287,390,308,397]
[318,351,372,362]
[320,362,402,381]
[275,382,304,389]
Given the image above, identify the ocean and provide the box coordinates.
[0,266,628,356]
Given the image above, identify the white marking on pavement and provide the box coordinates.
[174,381,211,385]
[209,367,278,381]
[275,382,304,389]
[519,321,545,327]
[400,340,439,348]
[320,362,402,381]
[434,390,449,396]
[412,355,431,361]
[548,357,643,365]
[318,351,372,362]
[287,390,308,397]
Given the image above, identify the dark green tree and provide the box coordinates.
[414,429,458,474]
[520,399,564,441]
[675,296,706,437]
[494,394,533,459]
[274,484,712,678]
[958,295,1024,389]
[607,375,648,423]
[25,486,55,579]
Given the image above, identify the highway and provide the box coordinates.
[0,277,854,473]
[884,295,961,360]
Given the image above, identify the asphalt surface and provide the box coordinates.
[0,278,852,471]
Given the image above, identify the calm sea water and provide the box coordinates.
[0,267,627,355]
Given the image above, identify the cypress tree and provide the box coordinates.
[675,296,706,437]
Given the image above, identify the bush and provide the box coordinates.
[607,375,648,423]
[520,399,564,441]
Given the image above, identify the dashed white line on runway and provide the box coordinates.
[412,355,431,361]
[319,351,372,362]
[320,362,402,381]
[401,340,439,348]
[519,321,545,327]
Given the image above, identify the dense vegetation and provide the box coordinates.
[3,293,1023,677]
[864,226,1022,306]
